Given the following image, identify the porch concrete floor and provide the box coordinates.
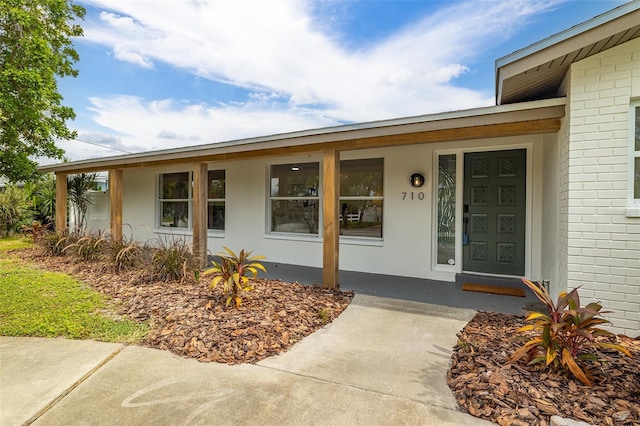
[261,262,540,316]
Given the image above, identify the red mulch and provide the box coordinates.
[16,248,353,364]
[448,312,640,426]
[11,248,640,425]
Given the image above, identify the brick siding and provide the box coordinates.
[561,38,640,336]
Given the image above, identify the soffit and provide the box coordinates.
[497,2,640,105]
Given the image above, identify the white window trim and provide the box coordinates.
[267,161,321,237]
[627,101,640,217]
[206,169,226,234]
[155,169,228,232]
[157,171,192,230]
[265,157,385,241]
[338,157,385,241]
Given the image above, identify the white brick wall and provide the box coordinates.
[562,38,640,336]
[556,105,571,304]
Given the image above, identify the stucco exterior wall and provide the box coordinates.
[85,191,110,233]
[116,134,547,282]
[122,168,158,242]
[565,38,640,336]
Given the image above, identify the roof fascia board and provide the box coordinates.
[39,98,566,174]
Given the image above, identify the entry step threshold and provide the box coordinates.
[455,273,525,289]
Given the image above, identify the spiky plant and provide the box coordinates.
[510,279,631,386]
[202,247,266,308]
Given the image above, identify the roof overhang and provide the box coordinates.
[496,1,640,105]
[40,98,566,175]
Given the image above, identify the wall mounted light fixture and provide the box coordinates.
[410,173,425,188]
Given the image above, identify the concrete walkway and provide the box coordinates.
[1,295,494,426]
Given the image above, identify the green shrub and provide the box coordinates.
[148,237,199,283]
[510,279,631,386]
[32,174,56,226]
[203,247,266,308]
[67,173,97,233]
[0,185,30,237]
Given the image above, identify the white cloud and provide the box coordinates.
[80,95,338,155]
[68,0,564,159]
[112,46,153,68]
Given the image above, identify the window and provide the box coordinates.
[269,162,319,234]
[207,170,225,230]
[158,169,226,230]
[159,172,190,228]
[340,158,383,238]
[437,154,456,265]
[632,104,640,204]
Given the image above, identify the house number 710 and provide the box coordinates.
[402,192,425,200]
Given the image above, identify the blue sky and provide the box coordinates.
[53,0,629,161]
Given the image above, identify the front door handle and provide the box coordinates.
[463,217,469,245]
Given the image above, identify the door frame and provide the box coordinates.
[432,143,534,278]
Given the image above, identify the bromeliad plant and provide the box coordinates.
[203,247,266,308]
[510,279,631,386]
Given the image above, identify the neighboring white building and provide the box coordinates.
[42,2,640,336]
[0,177,23,189]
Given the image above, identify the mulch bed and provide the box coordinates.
[16,248,353,364]
[448,312,640,426]
[11,247,640,424]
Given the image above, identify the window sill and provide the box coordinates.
[339,236,383,247]
[154,227,191,236]
[153,228,227,237]
[265,233,322,243]
[264,233,384,246]
[626,206,640,218]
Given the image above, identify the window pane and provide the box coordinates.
[161,172,189,199]
[208,170,225,199]
[271,200,319,234]
[437,154,456,265]
[635,157,640,199]
[340,200,382,238]
[270,163,319,197]
[207,201,225,230]
[635,106,640,152]
[340,158,383,196]
[160,201,189,228]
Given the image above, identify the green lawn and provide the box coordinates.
[0,237,148,343]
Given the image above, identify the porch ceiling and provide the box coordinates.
[40,98,565,175]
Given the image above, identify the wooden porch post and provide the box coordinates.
[55,173,67,233]
[322,148,340,289]
[109,169,123,242]
[192,163,208,269]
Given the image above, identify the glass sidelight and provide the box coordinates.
[437,154,457,265]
